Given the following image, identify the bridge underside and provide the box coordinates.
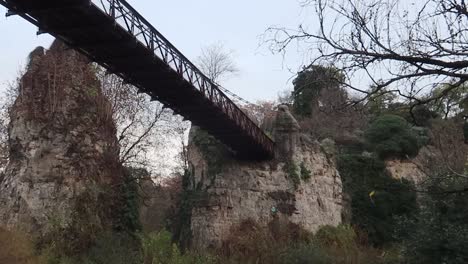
[0,0,275,160]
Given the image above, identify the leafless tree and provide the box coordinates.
[266,0,468,109]
[197,43,239,83]
[241,101,277,132]
[0,108,8,173]
[0,78,20,172]
[96,68,188,175]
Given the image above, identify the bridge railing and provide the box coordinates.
[92,0,274,155]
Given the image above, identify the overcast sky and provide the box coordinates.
[0,0,315,103]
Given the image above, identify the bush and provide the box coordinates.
[0,227,44,264]
[220,219,312,264]
[280,243,331,264]
[338,154,417,246]
[142,230,216,264]
[400,175,468,264]
[283,162,301,189]
[365,115,420,159]
[280,225,400,264]
[80,233,140,264]
[464,121,468,143]
[315,225,358,253]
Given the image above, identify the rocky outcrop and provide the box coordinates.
[385,146,440,184]
[0,40,123,235]
[385,160,426,184]
[187,106,343,249]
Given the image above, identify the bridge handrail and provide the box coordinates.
[91,0,274,153]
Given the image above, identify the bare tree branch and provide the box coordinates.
[265,0,468,108]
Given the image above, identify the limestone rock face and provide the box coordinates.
[0,41,123,234]
[385,160,426,184]
[187,107,343,249]
[384,146,437,184]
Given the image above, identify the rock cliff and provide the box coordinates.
[186,106,344,249]
[0,40,123,235]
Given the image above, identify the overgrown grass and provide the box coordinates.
[0,227,45,264]
[0,223,402,264]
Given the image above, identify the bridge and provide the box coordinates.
[0,0,275,160]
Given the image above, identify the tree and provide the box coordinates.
[196,43,239,83]
[267,0,468,108]
[400,173,468,263]
[241,101,277,133]
[366,86,397,118]
[287,65,367,142]
[292,65,346,117]
[0,77,20,173]
[96,68,188,175]
[430,82,468,119]
[338,154,417,246]
[365,115,420,159]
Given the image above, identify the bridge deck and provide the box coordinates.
[0,0,275,160]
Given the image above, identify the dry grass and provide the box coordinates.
[0,227,44,264]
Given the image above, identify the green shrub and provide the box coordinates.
[280,243,331,264]
[114,169,142,234]
[142,230,216,264]
[292,65,345,117]
[338,154,417,246]
[315,225,358,253]
[464,121,468,143]
[0,227,44,264]
[300,162,311,181]
[400,175,468,264]
[81,233,140,264]
[283,162,301,189]
[41,232,140,264]
[364,115,420,159]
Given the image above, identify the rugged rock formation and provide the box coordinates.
[187,105,343,249]
[385,160,426,184]
[385,146,447,185]
[0,40,123,235]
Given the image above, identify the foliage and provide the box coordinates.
[409,105,438,127]
[299,162,311,181]
[366,87,397,118]
[0,227,45,264]
[40,185,109,256]
[172,169,210,249]
[283,162,301,190]
[288,65,367,142]
[114,169,142,234]
[220,219,311,264]
[464,121,468,144]
[292,65,346,117]
[141,230,217,264]
[279,243,332,264]
[315,225,358,254]
[221,221,399,264]
[191,128,229,179]
[364,115,420,159]
[0,223,402,264]
[430,83,468,119]
[400,174,468,264]
[74,233,140,264]
[338,154,417,246]
[173,128,230,247]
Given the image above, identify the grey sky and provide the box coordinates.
[0,1,313,102]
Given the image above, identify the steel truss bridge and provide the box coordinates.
[0,0,275,160]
